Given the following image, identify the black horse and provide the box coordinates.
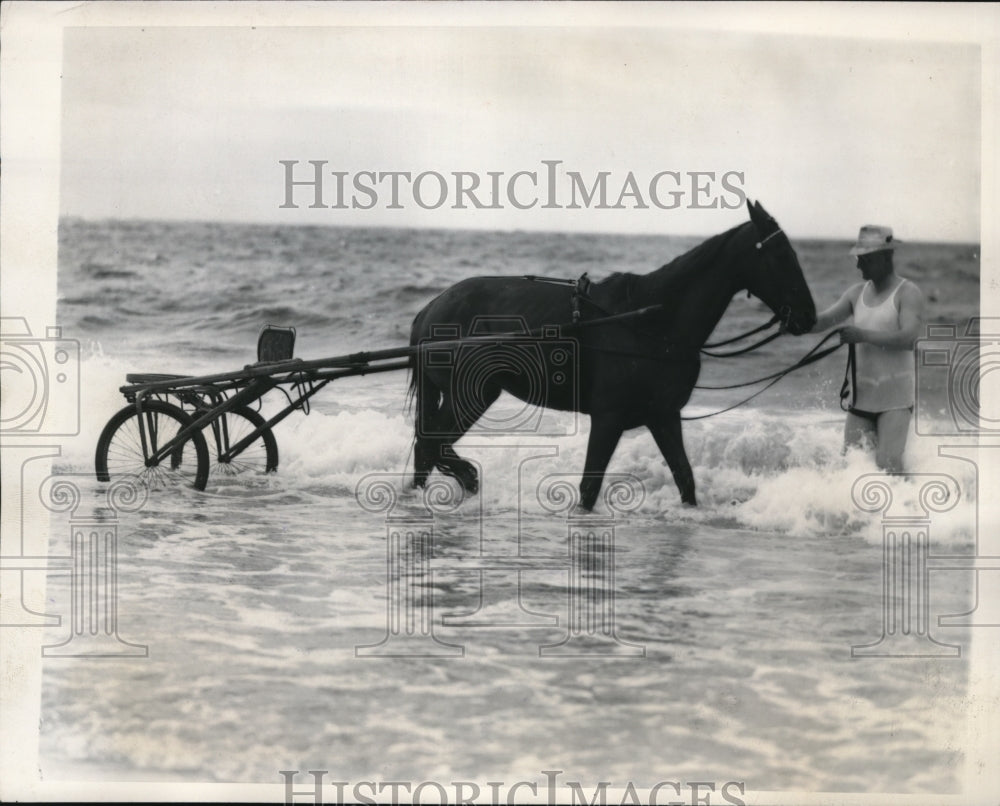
[408,200,816,509]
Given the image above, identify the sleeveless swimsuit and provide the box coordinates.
[849,277,914,417]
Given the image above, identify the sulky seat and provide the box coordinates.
[256,325,296,363]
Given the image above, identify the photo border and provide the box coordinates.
[1,2,997,803]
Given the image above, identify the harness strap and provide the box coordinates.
[578,342,697,362]
[522,273,619,321]
[570,304,666,332]
[571,272,592,323]
[521,275,577,286]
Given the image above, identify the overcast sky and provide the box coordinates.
[59,21,982,241]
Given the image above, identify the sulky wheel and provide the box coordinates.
[206,405,278,480]
[95,399,210,491]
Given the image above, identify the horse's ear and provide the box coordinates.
[748,200,774,232]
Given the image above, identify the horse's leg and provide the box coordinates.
[579,414,624,511]
[412,369,444,489]
[647,413,697,506]
[430,385,502,495]
[413,439,436,489]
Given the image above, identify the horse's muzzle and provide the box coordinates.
[781,306,817,336]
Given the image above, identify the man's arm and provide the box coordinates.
[839,282,925,348]
[810,284,861,333]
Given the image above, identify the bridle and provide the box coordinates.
[755,227,784,251]
[704,225,790,355]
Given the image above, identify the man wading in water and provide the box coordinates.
[811,225,925,472]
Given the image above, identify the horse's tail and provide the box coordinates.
[411,362,443,441]
[406,314,422,416]
[406,354,418,415]
[406,310,441,432]
[408,336,444,486]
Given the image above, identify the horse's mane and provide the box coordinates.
[645,221,749,289]
[594,221,750,310]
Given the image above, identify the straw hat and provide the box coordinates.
[849,225,899,256]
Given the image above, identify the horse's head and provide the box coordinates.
[743,200,816,336]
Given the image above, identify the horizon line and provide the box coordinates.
[56,213,982,248]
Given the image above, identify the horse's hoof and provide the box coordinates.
[445,466,478,495]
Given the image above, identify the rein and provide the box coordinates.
[681,330,844,421]
[701,315,780,349]
[694,330,844,390]
[699,325,782,357]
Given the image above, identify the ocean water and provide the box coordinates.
[38,218,981,793]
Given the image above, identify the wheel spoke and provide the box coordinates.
[207,407,277,481]
[96,401,209,490]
